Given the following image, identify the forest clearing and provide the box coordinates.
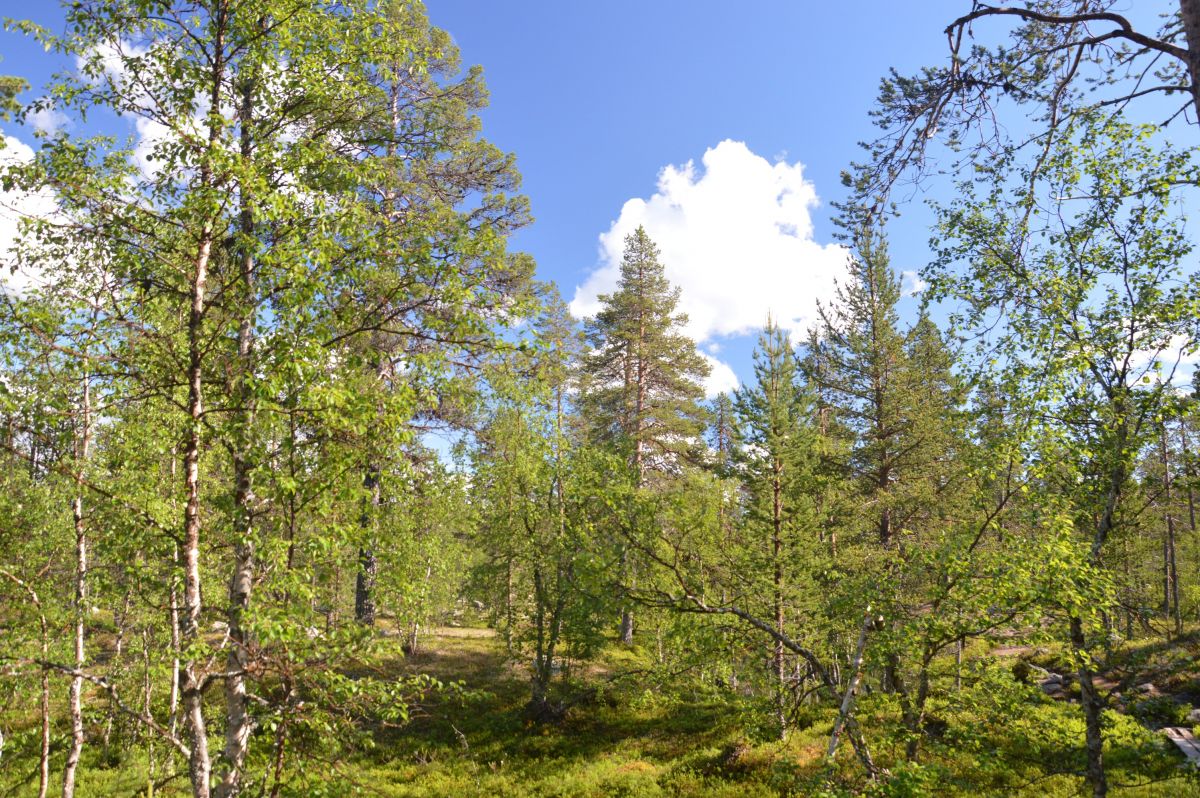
[7,619,1200,796]
[3,1,1200,796]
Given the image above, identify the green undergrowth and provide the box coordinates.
[285,630,1200,797]
[5,628,1200,796]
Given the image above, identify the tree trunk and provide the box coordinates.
[1160,424,1182,637]
[181,223,215,797]
[39,657,49,798]
[179,8,229,792]
[619,607,634,646]
[355,453,381,627]
[772,455,786,738]
[103,587,133,751]
[1071,617,1107,798]
[354,358,387,627]
[828,610,871,761]
[143,626,156,796]
[355,544,378,625]
[1179,423,1197,533]
[1068,417,1129,798]
[266,680,291,798]
[618,294,649,646]
[903,655,933,761]
[169,542,181,756]
[63,372,92,798]
[214,70,259,798]
[1179,0,1200,122]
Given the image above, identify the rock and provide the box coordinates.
[1187,708,1200,725]
[718,740,752,774]
[1038,672,1064,693]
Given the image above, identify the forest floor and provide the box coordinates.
[319,625,1200,797]
[7,624,1200,796]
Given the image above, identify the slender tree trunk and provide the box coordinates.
[1072,617,1107,798]
[619,606,635,645]
[169,542,181,753]
[63,372,92,798]
[354,356,387,627]
[166,450,182,759]
[828,610,871,761]
[103,587,133,751]
[143,626,155,797]
[1161,424,1182,637]
[39,657,49,798]
[772,455,786,738]
[179,7,229,792]
[531,566,550,712]
[266,681,291,798]
[1072,428,1128,798]
[1179,423,1197,533]
[503,554,515,652]
[619,302,649,647]
[355,463,381,625]
[1179,0,1200,122]
[182,224,215,797]
[214,70,259,798]
[903,654,933,761]
[955,637,963,692]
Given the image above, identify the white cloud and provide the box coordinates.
[0,135,57,294]
[701,352,739,399]
[27,106,68,136]
[570,140,849,344]
[1129,332,1199,386]
[75,39,150,88]
[132,115,173,179]
[75,39,220,180]
[901,269,928,297]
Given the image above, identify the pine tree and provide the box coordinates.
[734,319,818,738]
[804,228,968,703]
[580,225,709,643]
[805,228,909,549]
[581,226,710,481]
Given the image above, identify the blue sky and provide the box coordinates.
[1,2,1181,395]
[421,1,959,393]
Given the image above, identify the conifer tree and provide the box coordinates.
[580,225,709,643]
[805,229,966,698]
[581,226,709,479]
[734,319,818,737]
[805,229,909,549]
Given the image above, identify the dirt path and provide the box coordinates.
[430,626,496,639]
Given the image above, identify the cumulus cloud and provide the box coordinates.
[1129,332,1200,386]
[27,106,68,136]
[901,269,928,297]
[571,140,848,396]
[701,352,739,399]
[571,140,848,344]
[0,135,57,294]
